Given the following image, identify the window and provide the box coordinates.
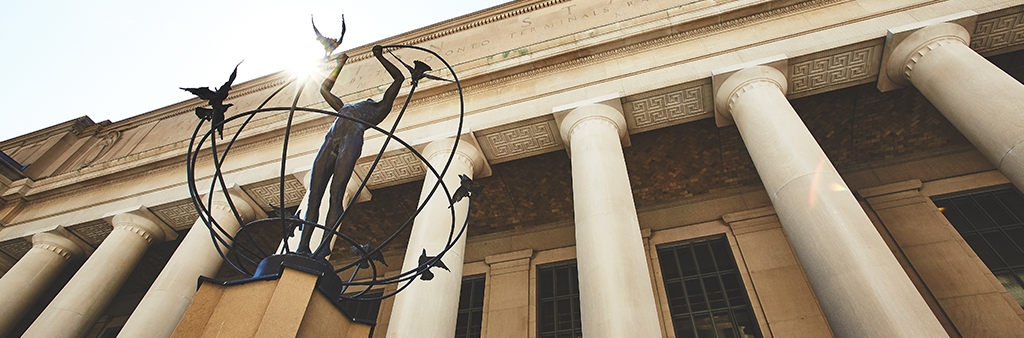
[339,289,383,323]
[456,275,486,338]
[933,187,1024,308]
[658,236,762,338]
[537,261,582,338]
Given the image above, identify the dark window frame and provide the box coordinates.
[933,185,1024,308]
[656,235,762,338]
[455,274,486,338]
[536,260,582,338]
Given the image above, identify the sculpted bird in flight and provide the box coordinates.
[449,174,482,208]
[181,61,241,139]
[418,249,450,281]
[389,51,454,84]
[312,14,345,58]
[351,243,388,268]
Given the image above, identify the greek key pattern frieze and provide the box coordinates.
[0,238,31,259]
[244,177,306,210]
[790,46,874,94]
[483,121,560,159]
[628,86,707,128]
[151,200,201,231]
[68,220,114,246]
[356,151,426,186]
[972,12,1024,52]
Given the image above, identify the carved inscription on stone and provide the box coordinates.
[629,85,708,129]
[355,150,426,187]
[151,200,201,231]
[790,46,875,94]
[68,220,114,246]
[243,176,306,211]
[484,121,561,159]
[972,12,1024,52]
[0,238,31,259]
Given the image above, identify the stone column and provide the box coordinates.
[714,65,948,337]
[387,138,485,338]
[557,103,662,338]
[0,233,83,337]
[886,22,1024,192]
[118,193,256,338]
[23,212,165,338]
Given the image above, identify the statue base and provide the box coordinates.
[171,254,372,338]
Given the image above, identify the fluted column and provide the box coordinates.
[24,212,165,338]
[886,22,1024,192]
[558,103,662,338]
[118,193,256,338]
[387,138,485,338]
[715,65,947,337]
[0,233,83,337]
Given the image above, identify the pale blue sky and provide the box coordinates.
[0,0,509,141]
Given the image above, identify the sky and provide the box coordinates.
[0,0,510,142]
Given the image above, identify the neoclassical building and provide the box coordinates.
[1,0,1024,337]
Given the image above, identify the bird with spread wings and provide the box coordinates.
[181,61,241,139]
[312,14,345,59]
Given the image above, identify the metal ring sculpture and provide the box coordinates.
[185,44,468,304]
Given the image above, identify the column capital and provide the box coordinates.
[558,103,628,147]
[31,232,84,261]
[713,66,788,124]
[111,211,167,244]
[208,191,259,224]
[885,23,970,87]
[422,137,488,178]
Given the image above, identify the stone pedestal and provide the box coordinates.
[120,193,257,338]
[0,233,83,337]
[171,266,371,338]
[714,65,948,337]
[386,138,485,338]
[557,102,662,338]
[24,212,165,338]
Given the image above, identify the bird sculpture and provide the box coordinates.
[312,14,345,58]
[181,61,241,139]
[449,174,482,208]
[417,249,450,281]
[389,52,453,84]
[351,243,388,269]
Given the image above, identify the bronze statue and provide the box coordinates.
[298,18,405,254]
[182,61,242,139]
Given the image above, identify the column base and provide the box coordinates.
[172,254,372,338]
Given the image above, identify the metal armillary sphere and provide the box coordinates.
[183,43,471,315]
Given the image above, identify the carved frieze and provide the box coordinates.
[354,149,427,189]
[150,200,201,231]
[67,220,114,246]
[623,80,713,132]
[0,238,31,260]
[972,11,1024,53]
[242,176,306,211]
[788,42,881,98]
[477,118,563,163]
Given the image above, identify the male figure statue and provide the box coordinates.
[299,45,405,254]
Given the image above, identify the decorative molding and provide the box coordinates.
[151,200,201,231]
[243,176,307,211]
[789,46,877,94]
[67,220,114,246]
[115,224,156,244]
[624,83,711,131]
[971,11,1024,53]
[478,120,562,162]
[355,149,427,188]
[0,238,31,260]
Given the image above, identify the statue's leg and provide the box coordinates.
[300,137,339,253]
[318,133,362,252]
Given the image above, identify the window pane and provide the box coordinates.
[456,276,485,338]
[957,198,997,229]
[658,237,762,338]
[537,262,582,337]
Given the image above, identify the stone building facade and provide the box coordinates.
[1,0,1024,337]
